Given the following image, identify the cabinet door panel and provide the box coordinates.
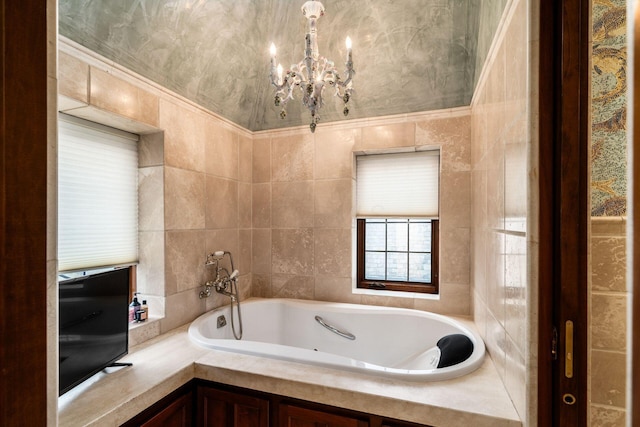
[140,392,192,427]
[201,398,228,427]
[197,386,269,427]
[235,402,264,426]
[279,404,368,427]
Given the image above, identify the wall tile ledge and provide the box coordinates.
[591,216,626,236]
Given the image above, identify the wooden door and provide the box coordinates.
[279,404,368,427]
[539,0,590,425]
[197,386,269,427]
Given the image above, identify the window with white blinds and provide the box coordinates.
[58,114,139,272]
[356,150,440,217]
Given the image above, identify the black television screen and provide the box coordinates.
[58,268,130,395]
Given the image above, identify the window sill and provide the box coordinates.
[128,315,163,347]
[352,287,440,301]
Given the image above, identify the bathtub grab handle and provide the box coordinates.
[315,316,356,340]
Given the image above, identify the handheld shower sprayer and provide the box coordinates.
[200,250,243,339]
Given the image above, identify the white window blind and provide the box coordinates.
[58,114,139,272]
[356,151,439,217]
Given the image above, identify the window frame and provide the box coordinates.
[356,218,439,294]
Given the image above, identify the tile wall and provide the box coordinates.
[57,36,474,345]
[588,1,629,425]
[251,109,472,315]
[57,39,253,344]
[589,217,627,426]
[470,0,533,424]
[590,0,627,216]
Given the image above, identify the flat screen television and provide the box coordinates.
[58,268,131,395]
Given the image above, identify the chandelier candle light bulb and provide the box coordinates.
[268,0,355,132]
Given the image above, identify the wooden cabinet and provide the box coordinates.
[279,404,368,427]
[196,385,269,427]
[124,381,432,427]
[141,392,193,427]
[121,384,192,427]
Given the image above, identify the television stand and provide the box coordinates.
[109,362,133,367]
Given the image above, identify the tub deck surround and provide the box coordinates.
[58,320,520,427]
[189,298,486,381]
[195,349,520,427]
[57,326,209,426]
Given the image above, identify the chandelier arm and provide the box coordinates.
[285,84,296,103]
[340,67,355,87]
[295,63,310,84]
[315,81,325,105]
[272,76,289,92]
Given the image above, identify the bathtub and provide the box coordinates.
[188,298,485,381]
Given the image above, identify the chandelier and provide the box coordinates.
[269,0,355,133]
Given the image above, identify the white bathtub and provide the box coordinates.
[188,298,485,381]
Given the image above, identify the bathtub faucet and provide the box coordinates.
[199,251,239,300]
[211,269,239,300]
[200,250,243,339]
[200,275,238,300]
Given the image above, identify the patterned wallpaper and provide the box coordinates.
[591,0,627,216]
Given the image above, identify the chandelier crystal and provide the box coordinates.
[269,0,355,133]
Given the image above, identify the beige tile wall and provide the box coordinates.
[251,108,472,315]
[59,36,474,328]
[470,0,532,423]
[58,41,252,343]
[589,217,627,426]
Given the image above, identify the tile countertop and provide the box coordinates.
[58,324,522,427]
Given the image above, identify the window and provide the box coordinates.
[356,151,439,294]
[58,114,139,272]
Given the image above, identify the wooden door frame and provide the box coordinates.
[0,1,50,425]
[538,0,590,425]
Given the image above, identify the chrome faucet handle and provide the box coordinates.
[205,250,225,266]
[199,283,212,299]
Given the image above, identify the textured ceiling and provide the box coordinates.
[59,0,505,132]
